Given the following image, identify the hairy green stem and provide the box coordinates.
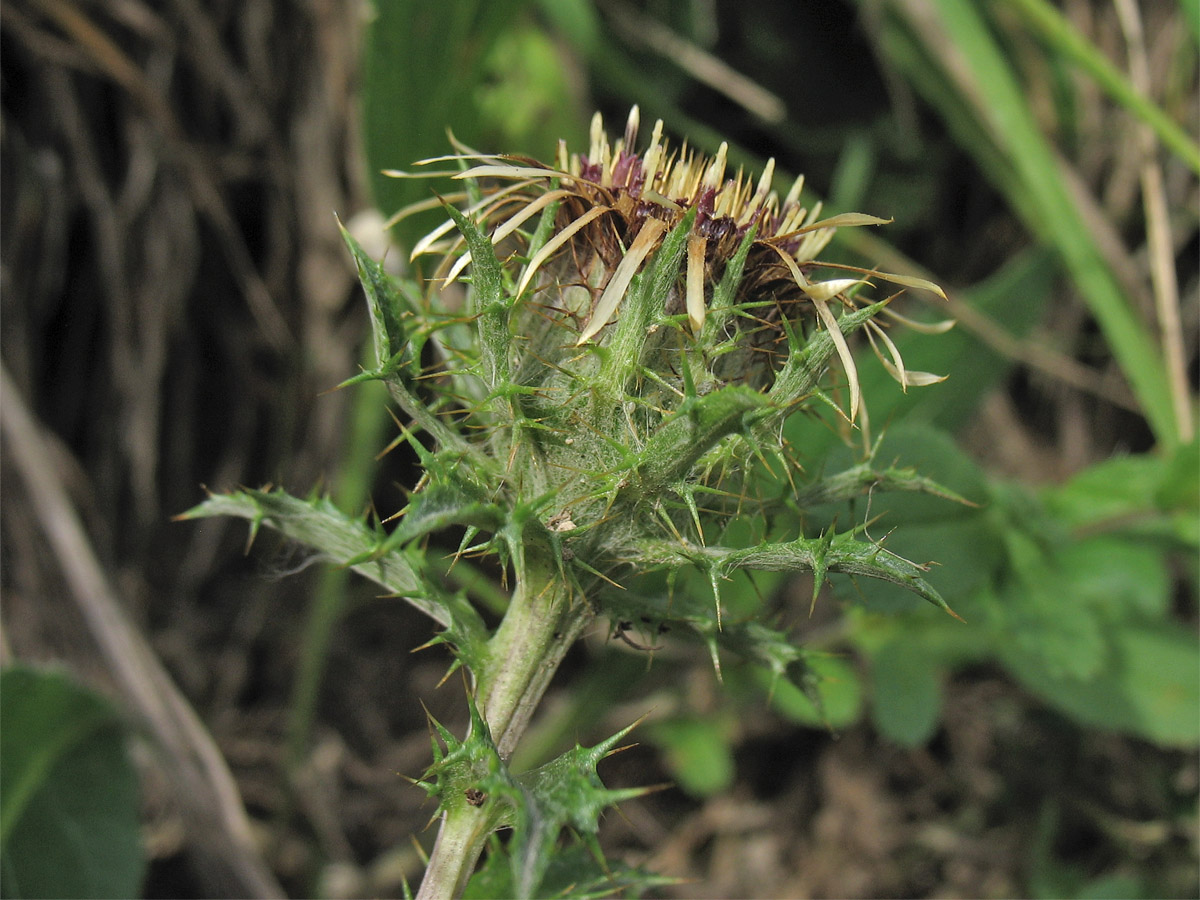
[416,557,593,899]
[415,805,496,900]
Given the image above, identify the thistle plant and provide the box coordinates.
[186,107,960,898]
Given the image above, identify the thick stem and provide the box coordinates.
[480,568,590,760]
[415,556,593,899]
[414,806,495,900]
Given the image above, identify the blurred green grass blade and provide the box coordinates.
[1005,0,1200,174]
[534,0,601,57]
[868,14,1033,222]
[891,0,1180,448]
[362,0,531,241]
[284,377,390,783]
[1183,0,1200,46]
[828,131,876,212]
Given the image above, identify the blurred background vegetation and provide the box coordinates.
[1,0,1196,897]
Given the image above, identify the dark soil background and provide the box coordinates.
[2,1,1196,898]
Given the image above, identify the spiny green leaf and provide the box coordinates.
[504,719,650,898]
[340,222,476,454]
[600,587,818,699]
[180,488,488,640]
[768,299,889,413]
[339,219,413,365]
[464,839,678,900]
[421,701,651,899]
[632,529,961,619]
[702,224,758,339]
[441,202,512,393]
[596,207,697,398]
[387,484,507,549]
[629,384,769,497]
[793,459,980,509]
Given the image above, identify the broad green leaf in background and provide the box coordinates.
[869,639,943,747]
[646,715,735,798]
[1001,622,1200,748]
[1044,442,1200,548]
[748,654,864,731]
[363,0,587,247]
[0,667,144,900]
[864,248,1058,433]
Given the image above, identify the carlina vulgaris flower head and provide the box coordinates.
[387,106,951,422]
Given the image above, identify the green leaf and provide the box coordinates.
[508,722,648,898]
[1001,622,1200,747]
[631,384,768,496]
[1003,567,1109,683]
[389,483,507,548]
[793,456,978,512]
[1044,450,1199,548]
[1155,438,1199,514]
[339,221,413,367]
[1044,454,1167,529]
[835,517,1000,616]
[813,425,1000,614]
[715,526,960,619]
[750,654,863,730]
[646,715,734,797]
[464,840,676,900]
[596,207,697,398]
[768,299,890,414]
[869,640,943,746]
[1054,537,1170,621]
[1,667,144,900]
[853,423,989,523]
[180,488,488,642]
[440,203,511,392]
[421,697,652,900]
[339,224,476,453]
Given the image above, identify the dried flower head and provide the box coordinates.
[389,106,949,420]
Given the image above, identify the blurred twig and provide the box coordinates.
[602,0,787,123]
[1114,0,1195,442]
